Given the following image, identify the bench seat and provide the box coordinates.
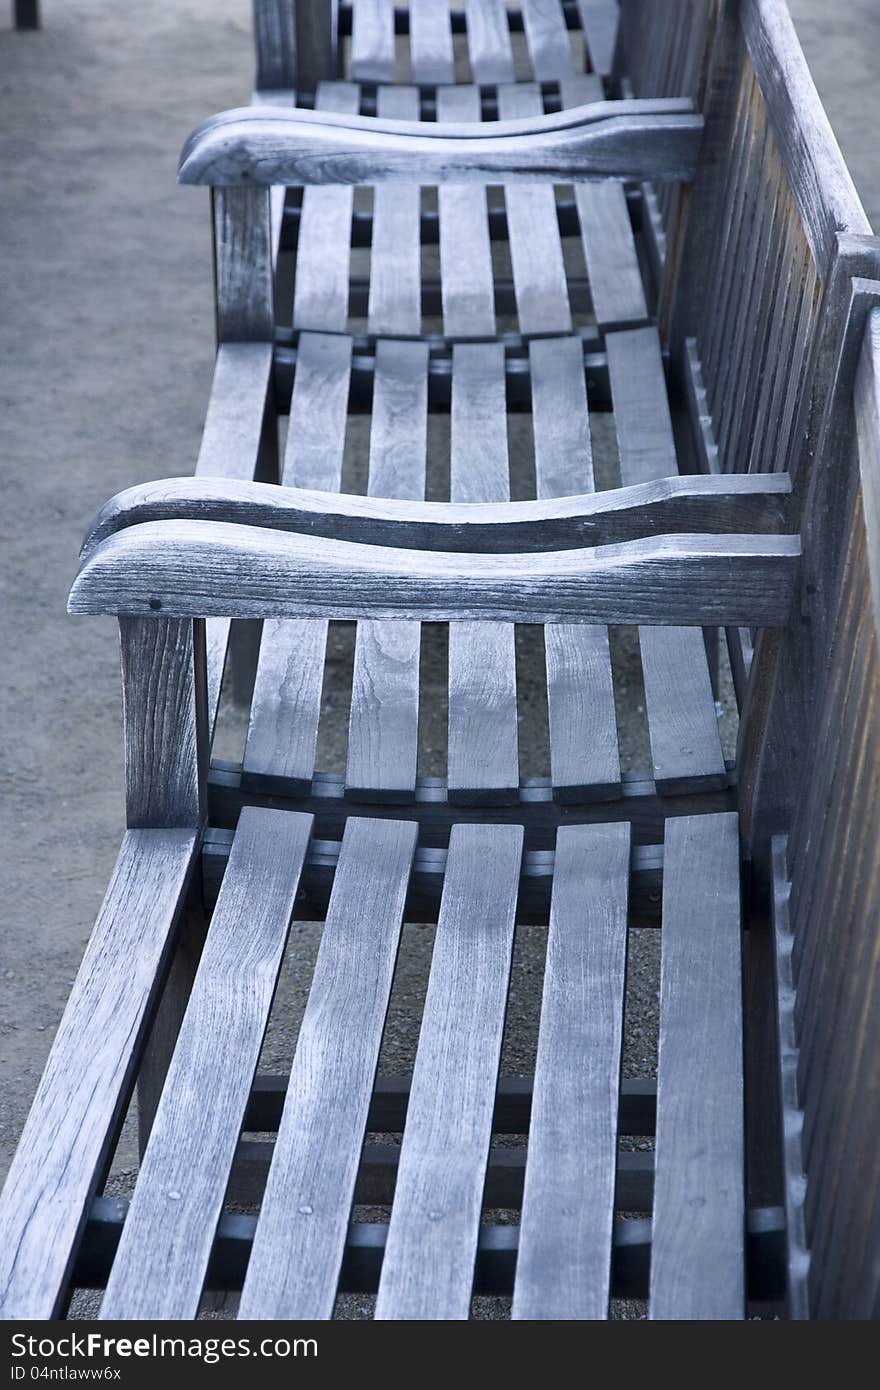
[0,805,749,1319]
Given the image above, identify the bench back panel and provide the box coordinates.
[774,305,880,1318]
[666,0,872,489]
[619,0,721,106]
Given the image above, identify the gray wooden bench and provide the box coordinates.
[0,0,878,1321]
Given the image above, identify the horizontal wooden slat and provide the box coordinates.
[0,830,199,1319]
[70,520,801,626]
[87,473,794,556]
[178,101,704,188]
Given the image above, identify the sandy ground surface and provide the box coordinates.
[1,0,878,1317]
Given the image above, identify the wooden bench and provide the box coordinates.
[0,0,878,1320]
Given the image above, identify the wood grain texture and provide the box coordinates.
[70,520,801,627]
[292,82,359,332]
[577,179,648,331]
[294,0,339,91]
[368,86,421,337]
[531,333,621,799]
[608,325,725,791]
[448,341,519,804]
[253,0,296,93]
[557,72,650,333]
[86,472,794,557]
[375,824,524,1319]
[0,830,199,1318]
[650,812,744,1320]
[238,817,417,1318]
[213,186,274,342]
[436,84,496,339]
[578,0,618,77]
[350,0,395,83]
[513,822,630,1319]
[119,617,207,829]
[464,0,514,85]
[741,0,870,278]
[408,0,454,84]
[520,0,574,81]
[498,83,572,335]
[346,339,428,799]
[242,331,351,793]
[854,307,880,633]
[194,342,275,737]
[99,809,312,1320]
[178,100,704,188]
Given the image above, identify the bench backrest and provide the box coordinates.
[761,297,880,1319]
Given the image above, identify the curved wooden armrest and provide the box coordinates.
[178,99,703,187]
[82,474,794,558]
[69,519,799,627]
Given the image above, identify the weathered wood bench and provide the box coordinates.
[0,0,878,1320]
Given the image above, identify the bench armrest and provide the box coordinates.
[82,474,794,558]
[69,515,799,628]
[178,99,704,187]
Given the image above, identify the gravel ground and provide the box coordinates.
[2,0,878,1322]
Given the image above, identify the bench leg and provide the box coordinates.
[13,0,39,28]
[137,904,207,1158]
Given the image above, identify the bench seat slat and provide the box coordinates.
[650,812,744,1320]
[498,82,572,335]
[346,338,428,799]
[447,341,520,804]
[0,829,199,1319]
[350,0,395,84]
[513,821,630,1319]
[532,334,621,800]
[607,325,726,791]
[193,342,275,737]
[242,331,352,793]
[577,0,619,78]
[291,81,359,332]
[436,84,496,337]
[464,0,515,85]
[99,809,312,1320]
[520,0,576,82]
[408,0,455,85]
[375,823,524,1319]
[238,817,418,1319]
[368,85,422,337]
